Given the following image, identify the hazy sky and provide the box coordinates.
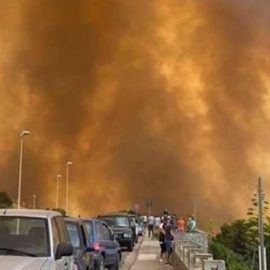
[0,0,270,225]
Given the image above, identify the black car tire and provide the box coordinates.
[127,242,133,252]
[118,251,122,262]
[95,256,105,270]
[108,253,119,270]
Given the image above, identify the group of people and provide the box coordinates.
[176,215,197,232]
[158,212,176,265]
[147,210,197,265]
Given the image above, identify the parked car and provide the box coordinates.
[97,213,136,251]
[83,218,121,270]
[64,217,94,270]
[0,209,73,270]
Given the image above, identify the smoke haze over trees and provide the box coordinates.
[0,1,270,224]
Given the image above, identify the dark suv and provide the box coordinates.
[98,213,136,251]
[83,218,121,270]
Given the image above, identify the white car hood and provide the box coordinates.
[0,256,48,270]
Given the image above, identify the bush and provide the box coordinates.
[209,240,251,270]
[0,192,12,208]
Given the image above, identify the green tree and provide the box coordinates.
[215,220,249,256]
[215,219,256,266]
[211,189,270,270]
[51,208,66,216]
[212,218,270,270]
[207,219,218,238]
[209,240,250,270]
[246,192,270,269]
[0,192,12,208]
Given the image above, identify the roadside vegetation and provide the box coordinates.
[0,191,12,208]
[209,193,270,270]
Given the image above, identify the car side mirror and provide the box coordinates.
[55,242,73,260]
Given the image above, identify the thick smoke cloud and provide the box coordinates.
[0,0,270,225]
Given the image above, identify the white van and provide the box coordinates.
[0,209,73,270]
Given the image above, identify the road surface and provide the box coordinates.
[120,234,176,270]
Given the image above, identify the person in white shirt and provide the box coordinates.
[148,215,154,238]
[154,216,161,234]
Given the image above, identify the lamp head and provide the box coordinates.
[20,130,30,137]
[57,174,62,179]
[66,161,73,165]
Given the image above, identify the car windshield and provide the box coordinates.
[101,216,129,227]
[0,216,50,257]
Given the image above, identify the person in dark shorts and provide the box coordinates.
[159,223,166,262]
[163,220,176,265]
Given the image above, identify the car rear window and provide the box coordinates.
[115,217,129,227]
[0,216,50,257]
[66,222,81,248]
[84,220,93,236]
[100,216,129,227]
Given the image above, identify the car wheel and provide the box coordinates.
[108,253,119,270]
[95,256,105,270]
[127,242,133,252]
[118,251,122,262]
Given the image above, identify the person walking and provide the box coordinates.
[161,219,176,265]
[177,216,185,231]
[170,215,177,229]
[186,215,196,232]
[147,215,154,238]
[158,222,166,262]
[191,215,197,231]
[154,215,161,235]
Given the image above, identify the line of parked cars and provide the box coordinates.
[0,209,144,270]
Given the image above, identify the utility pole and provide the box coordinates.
[32,194,37,209]
[258,177,267,270]
[193,199,197,221]
[56,174,62,209]
[146,200,152,217]
[17,130,30,209]
[65,161,73,215]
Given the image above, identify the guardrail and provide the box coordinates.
[173,230,226,270]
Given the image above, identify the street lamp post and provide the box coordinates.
[258,177,267,270]
[17,130,30,209]
[65,161,73,215]
[146,200,152,217]
[56,174,62,209]
[193,199,197,221]
[32,194,37,209]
